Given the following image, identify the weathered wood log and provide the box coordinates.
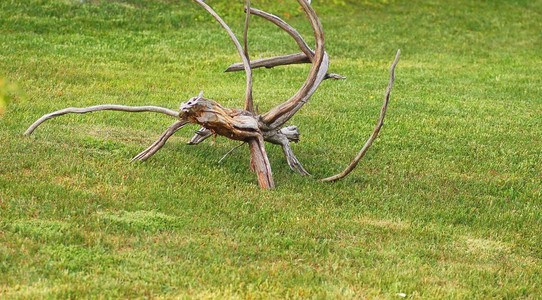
[179,92,275,188]
[24,0,400,189]
[249,7,314,59]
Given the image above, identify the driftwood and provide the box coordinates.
[24,0,400,189]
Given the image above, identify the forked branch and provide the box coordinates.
[226,6,314,73]
[188,127,213,145]
[226,7,345,78]
[193,0,254,113]
[321,49,401,182]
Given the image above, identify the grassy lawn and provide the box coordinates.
[1,0,541,298]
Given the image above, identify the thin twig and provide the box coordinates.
[324,73,347,80]
[131,120,189,162]
[321,49,401,182]
[24,105,179,136]
[218,142,245,164]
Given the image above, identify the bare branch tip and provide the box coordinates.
[325,73,347,80]
[393,49,401,63]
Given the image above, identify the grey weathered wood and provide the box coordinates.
[225,53,311,72]
[264,126,309,176]
[132,120,189,162]
[24,105,179,136]
[187,127,212,145]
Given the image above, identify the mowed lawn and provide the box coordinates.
[1,0,541,298]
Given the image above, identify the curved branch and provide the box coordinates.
[249,8,314,60]
[243,0,254,112]
[193,0,254,113]
[260,0,329,130]
[321,49,401,182]
[24,105,179,136]
[264,125,309,176]
[131,120,189,162]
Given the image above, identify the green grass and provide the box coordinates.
[1,0,541,298]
